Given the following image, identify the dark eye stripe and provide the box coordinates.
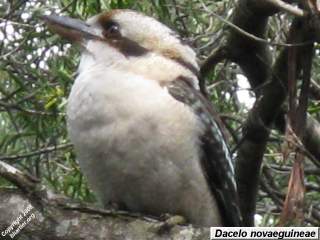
[107,37,198,75]
[98,15,198,75]
[106,37,149,57]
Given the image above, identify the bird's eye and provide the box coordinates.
[102,21,121,38]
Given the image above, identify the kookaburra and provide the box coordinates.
[44,9,242,227]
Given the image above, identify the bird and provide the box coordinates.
[43,9,242,227]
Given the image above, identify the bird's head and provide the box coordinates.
[44,10,199,84]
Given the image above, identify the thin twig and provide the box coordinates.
[0,143,73,161]
[200,1,312,47]
[0,100,65,116]
[263,0,306,17]
[0,18,34,28]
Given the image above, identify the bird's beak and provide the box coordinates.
[43,14,102,42]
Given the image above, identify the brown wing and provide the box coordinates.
[166,76,243,226]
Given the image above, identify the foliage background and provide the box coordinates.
[0,0,319,226]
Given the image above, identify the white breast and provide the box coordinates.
[67,64,222,226]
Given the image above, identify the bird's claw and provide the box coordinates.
[152,214,187,234]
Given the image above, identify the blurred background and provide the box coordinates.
[0,0,319,226]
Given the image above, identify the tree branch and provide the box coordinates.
[263,0,306,17]
[199,0,319,226]
[0,161,209,239]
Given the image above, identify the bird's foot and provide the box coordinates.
[152,214,187,234]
